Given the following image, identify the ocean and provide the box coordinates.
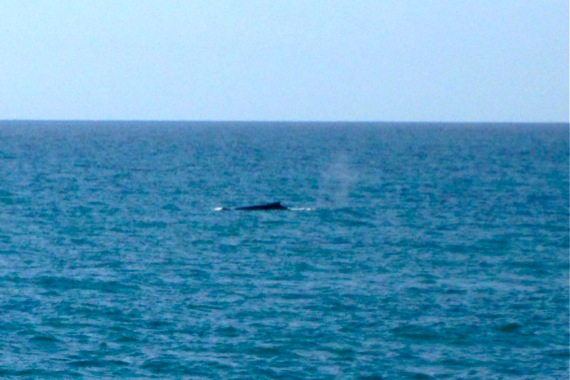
[0,121,568,379]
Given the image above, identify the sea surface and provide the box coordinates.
[0,121,568,379]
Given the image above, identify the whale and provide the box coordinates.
[227,202,288,211]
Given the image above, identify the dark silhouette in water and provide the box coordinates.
[227,202,289,211]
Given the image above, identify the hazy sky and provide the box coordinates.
[1,0,568,122]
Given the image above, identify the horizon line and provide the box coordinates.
[0,119,568,125]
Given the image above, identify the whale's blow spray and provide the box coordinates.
[317,153,357,209]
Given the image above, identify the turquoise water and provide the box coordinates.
[0,121,568,379]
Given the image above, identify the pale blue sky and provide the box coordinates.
[0,0,568,122]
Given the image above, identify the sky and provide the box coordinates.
[0,0,568,122]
